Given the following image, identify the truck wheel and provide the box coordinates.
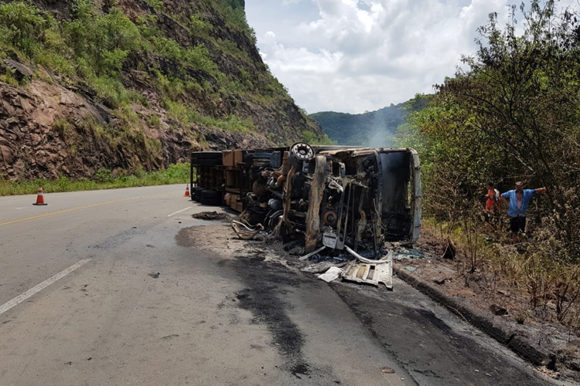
[191,187,203,202]
[200,189,220,206]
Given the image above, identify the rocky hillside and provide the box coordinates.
[0,0,324,180]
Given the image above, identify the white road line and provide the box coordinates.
[167,207,192,217]
[0,259,91,316]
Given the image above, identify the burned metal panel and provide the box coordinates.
[305,155,328,252]
[410,149,422,243]
[378,150,414,242]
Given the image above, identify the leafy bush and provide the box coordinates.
[144,0,164,13]
[0,2,51,56]
[95,168,114,183]
[66,7,141,76]
[189,14,211,37]
[92,76,133,108]
[302,130,336,145]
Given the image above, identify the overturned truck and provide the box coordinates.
[190,144,421,288]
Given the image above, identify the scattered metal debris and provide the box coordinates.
[391,248,424,260]
[190,143,422,289]
[317,267,343,283]
[342,261,393,289]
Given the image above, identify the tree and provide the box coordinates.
[402,0,579,261]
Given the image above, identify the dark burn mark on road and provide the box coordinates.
[175,227,197,247]
[331,284,546,386]
[403,308,452,335]
[89,227,144,249]
[227,255,312,378]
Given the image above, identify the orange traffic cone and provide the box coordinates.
[184,185,190,197]
[33,185,47,206]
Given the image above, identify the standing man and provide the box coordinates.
[501,181,546,236]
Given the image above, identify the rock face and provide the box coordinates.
[0,0,322,180]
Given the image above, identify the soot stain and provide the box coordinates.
[175,227,197,247]
[404,308,453,335]
[89,227,143,249]
[230,255,311,377]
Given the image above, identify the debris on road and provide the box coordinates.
[301,261,345,274]
[148,272,160,279]
[380,367,395,374]
[342,261,393,289]
[192,211,228,221]
[391,247,424,260]
[317,267,343,283]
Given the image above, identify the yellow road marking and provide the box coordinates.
[0,193,173,227]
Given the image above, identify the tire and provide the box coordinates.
[200,189,221,206]
[191,186,203,202]
[191,152,223,166]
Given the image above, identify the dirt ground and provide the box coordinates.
[400,225,580,381]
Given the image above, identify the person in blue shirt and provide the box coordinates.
[501,181,546,235]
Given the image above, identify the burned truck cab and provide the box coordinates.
[280,145,421,257]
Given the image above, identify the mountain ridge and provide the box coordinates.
[311,102,407,147]
[311,97,429,146]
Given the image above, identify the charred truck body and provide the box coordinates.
[191,144,421,288]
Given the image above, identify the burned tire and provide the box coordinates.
[200,189,221,206]
[191,152,223,166]
[191,186,203,202]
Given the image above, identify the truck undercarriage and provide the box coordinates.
[190,144,421,288]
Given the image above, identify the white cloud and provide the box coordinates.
[245,0,579,113]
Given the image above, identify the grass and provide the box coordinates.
[0,163,191,196]
[424,217,580,329]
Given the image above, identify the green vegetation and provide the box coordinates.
[395,1,579,327]
[163,99,255,133]
[0,163,191,196]
[301,130,336,145]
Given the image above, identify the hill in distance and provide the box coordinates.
[311,98,427,147]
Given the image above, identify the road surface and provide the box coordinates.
[0,185,552,385]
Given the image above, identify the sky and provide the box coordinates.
[244,0,578,114]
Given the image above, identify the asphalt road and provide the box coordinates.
[0,185,553,385]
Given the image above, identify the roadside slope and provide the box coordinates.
[0,0,324,181]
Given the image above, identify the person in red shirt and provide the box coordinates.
[484,182,500,225]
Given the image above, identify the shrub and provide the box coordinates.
[94,168,114,183]
[144,0,164,13]
[66,7,141,76]
[0,2,51,57]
